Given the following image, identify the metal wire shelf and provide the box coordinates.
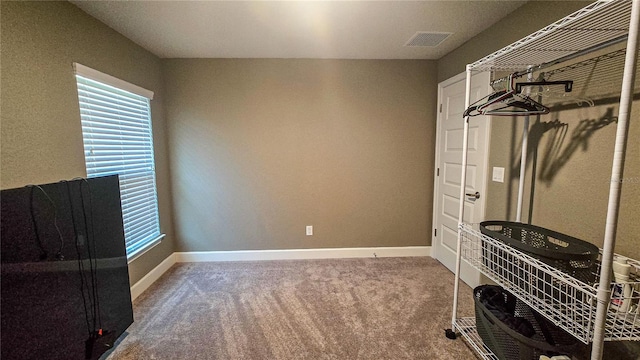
[460,223,640,344]
[454,317,499,360]
[469,0,633,72]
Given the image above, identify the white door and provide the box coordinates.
[432,71,491,288]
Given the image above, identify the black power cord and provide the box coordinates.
[27,184,65,261]
[72,177,107,359]
[63,180,93,338]
[78,178,103,338]
[26,179,108,359]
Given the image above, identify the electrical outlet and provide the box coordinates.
[306,225,313,236]
[492,167,505,183]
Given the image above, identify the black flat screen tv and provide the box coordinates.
[1,175,133,360]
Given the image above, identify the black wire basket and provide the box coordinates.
[480,221,599,285]
[474,285,578,360]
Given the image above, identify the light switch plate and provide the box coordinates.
[492,167,505,183]
[306,225,313,236]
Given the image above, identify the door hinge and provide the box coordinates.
[434,228,437,237]
[437,168,440,176]
[439,103,443,113]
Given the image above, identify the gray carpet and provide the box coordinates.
[106,257,477,359]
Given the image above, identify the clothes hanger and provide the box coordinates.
[463,73,550,117]
[462,90,511,117]
[523,76,591,107]
[515,80,573,94]
[485,75,550,115]
[463,74,574,117]
[481,94,550,116]
[462,73,517,117]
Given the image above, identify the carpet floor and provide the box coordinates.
[106,257,477,359]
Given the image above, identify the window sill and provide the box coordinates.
[127,234,166,264]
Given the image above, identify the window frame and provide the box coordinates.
[74,63,164,262]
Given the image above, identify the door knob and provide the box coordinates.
[466,191,480,199]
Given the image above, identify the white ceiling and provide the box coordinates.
[71,1,527,60]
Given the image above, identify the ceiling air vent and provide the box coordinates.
[405,32,452,47]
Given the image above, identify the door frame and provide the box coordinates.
[431,70,493,287]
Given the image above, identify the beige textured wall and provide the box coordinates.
[437,1,590,82]
[1,1,175,285]
[163,59,437,251]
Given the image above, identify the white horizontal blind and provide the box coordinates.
[75,71,161,258]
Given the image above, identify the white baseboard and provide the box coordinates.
[130,253,176,302]
[130,246,431,300]
[174,246,431,262]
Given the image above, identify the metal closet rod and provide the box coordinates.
[489,34,629,87]
[544,48,627,77]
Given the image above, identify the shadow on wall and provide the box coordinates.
[504,107,617,221]
[511,90,640,192]
[507,107,617,185]
[537,107,617,185]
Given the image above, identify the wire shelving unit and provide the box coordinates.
[448,1,640,360]
[460,223,640,344]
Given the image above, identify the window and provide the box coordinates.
[74,63,163,261]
